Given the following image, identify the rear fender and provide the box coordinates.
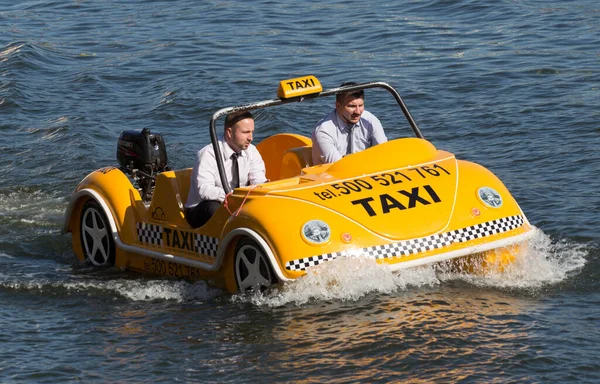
[62,167,141,235]
[62,167,142,264]
[62,189,121,262]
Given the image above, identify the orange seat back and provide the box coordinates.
[256,134,312,181]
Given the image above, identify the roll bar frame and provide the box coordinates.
[209,81,424,195]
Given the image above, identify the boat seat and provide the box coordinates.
[174,168,192,206]
[148,169,192,226]
[256,133,313,181]
[280,146,313,179]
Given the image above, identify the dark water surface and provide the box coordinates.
[1,0,600,382]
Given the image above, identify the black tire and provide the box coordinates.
[79,200,116,267]
[234,238,276,293]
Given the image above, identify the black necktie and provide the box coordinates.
[231,152,240,188]
[347,125,355,155]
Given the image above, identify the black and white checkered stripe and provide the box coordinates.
[194,234,219,257]
[450,215,524,243]
[137,222,163,246]
[286,215,525,271]
[136,222,219,257]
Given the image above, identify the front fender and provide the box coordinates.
[226,195,380,280]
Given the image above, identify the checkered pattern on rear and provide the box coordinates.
[137,222,163,246]
[136,222,218,257]
[285,215,525,271]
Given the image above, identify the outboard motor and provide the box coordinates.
[117,128,168,201]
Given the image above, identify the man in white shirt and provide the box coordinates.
[185,111,267,228]
[311,82,387,165]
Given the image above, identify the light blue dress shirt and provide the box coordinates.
[311,109,387,165]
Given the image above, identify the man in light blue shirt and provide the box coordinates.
[311,82,387,165]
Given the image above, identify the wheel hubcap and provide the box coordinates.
[81,208,111,266]
[236,244,272,292]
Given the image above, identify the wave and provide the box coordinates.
[0,42,25,62]
[0,264,223,302]
[0,187,65,227]
[0,41,74,72]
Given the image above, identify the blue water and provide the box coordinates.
[1,0,600,382]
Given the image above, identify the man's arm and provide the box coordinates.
[368,112,387,146]
[312,128,342,164]
[196,149,227,202]
[248,146,267,185]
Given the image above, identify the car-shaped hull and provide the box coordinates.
[63,76,533,293]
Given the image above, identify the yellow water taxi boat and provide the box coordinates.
[63,75,533,292]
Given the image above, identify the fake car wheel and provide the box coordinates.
[79,200,115,267]
[234,238,275,293]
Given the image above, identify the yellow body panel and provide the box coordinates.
[65,136,531,292]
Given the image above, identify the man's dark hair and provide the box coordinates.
[336,82,364,102]
[225,111,253,130]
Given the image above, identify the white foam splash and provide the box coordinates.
[68,279,223,302]
[127,280,222,301]
[240,226,588,307]
[0,273,223,302]
[437,227,588,289]
[238,256,440,307]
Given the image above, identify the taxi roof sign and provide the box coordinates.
[277,75,322,99]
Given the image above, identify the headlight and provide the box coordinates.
[478,187,503,208]
[301,220,331,244]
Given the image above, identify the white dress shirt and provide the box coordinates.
[311,109,387,165]
[185,137,267,207]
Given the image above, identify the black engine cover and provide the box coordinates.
[116,128,167,174]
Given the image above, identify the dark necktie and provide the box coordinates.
[231,152,240,188]
[347,125,355,155]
